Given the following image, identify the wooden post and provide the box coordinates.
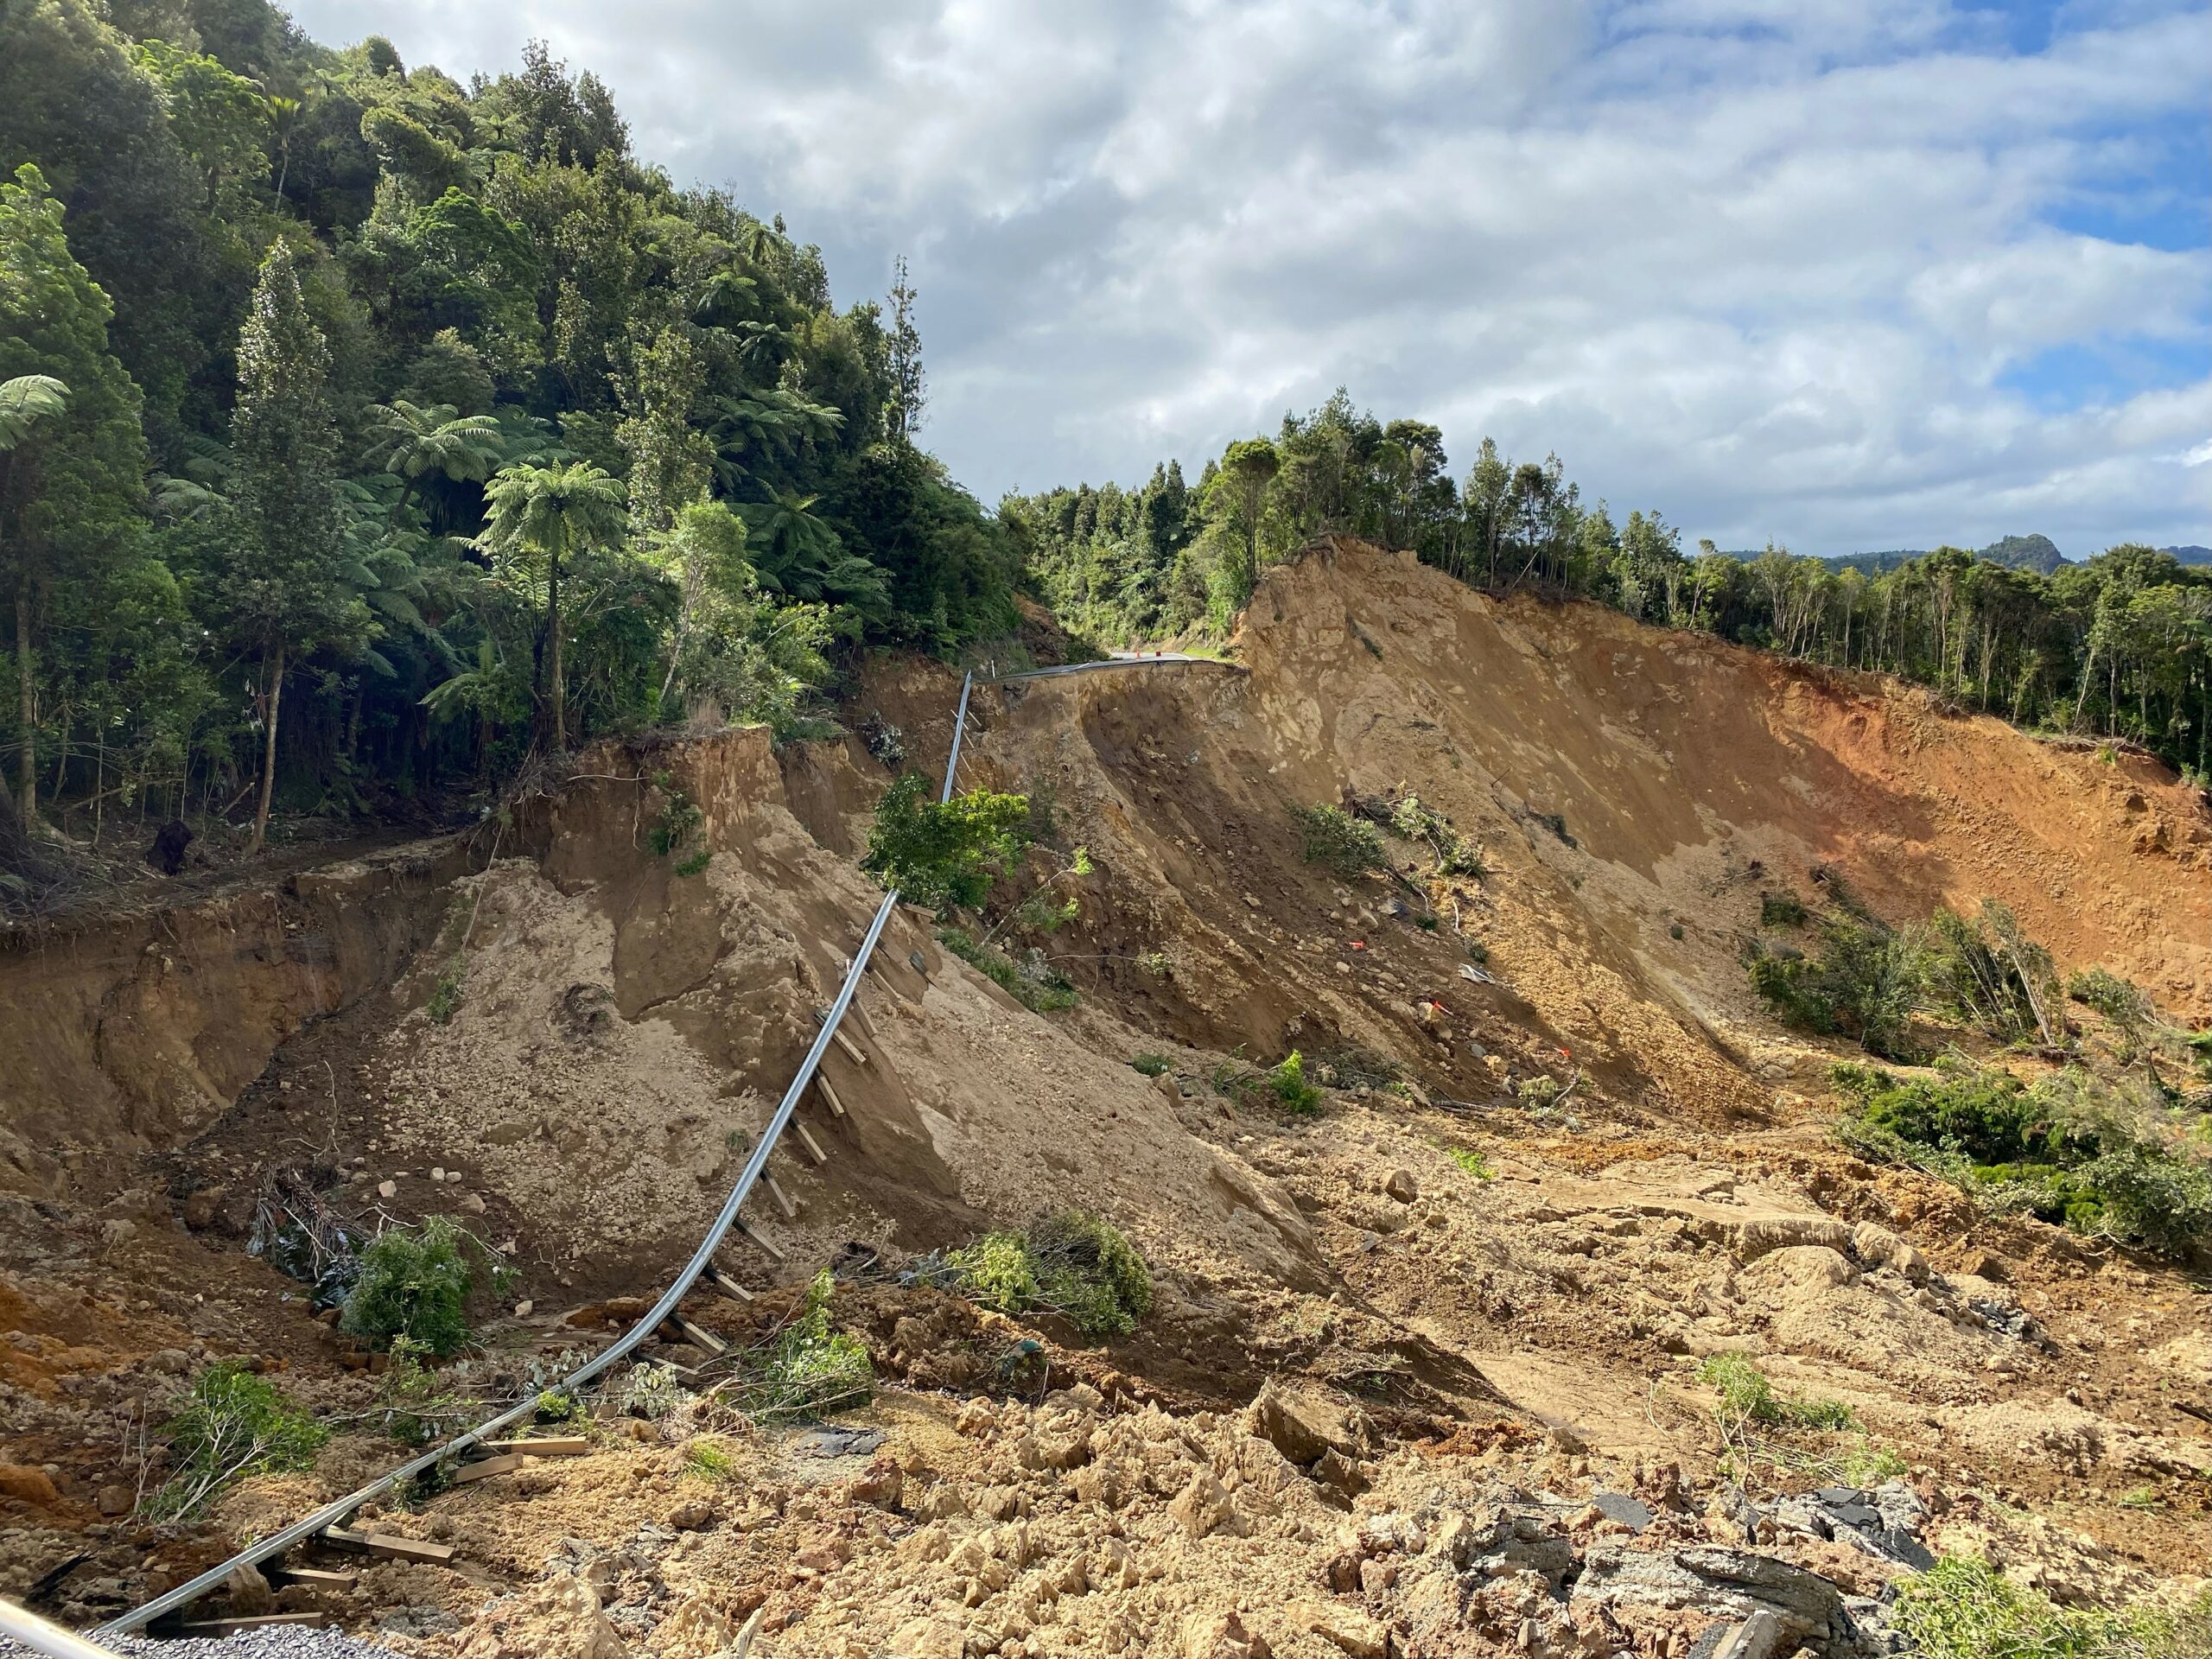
[737,1217,786,1262]
[765,1175,798,1220]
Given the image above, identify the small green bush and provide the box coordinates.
[534,1389,579,1424]
[1130,1052,1171,1077]
[950,1230,1039,1315]
[1290,803,1385,876]
[1268,1050,1323,1114]
[2067,967,2154,1054]
[1893,1554,2212,1659]
[426,955,465,1024]
[1747,909,1924,1060]
[377,1336,464,1446]
[1759,893,1808,928]
[673,849,712,878]
[745,1270,874,1422]
[1696,1351,1856,1433]
[149,1363,328,1520]
[1446,1147,1494,1180]
[648,776,705,857]
[866,774,1033,911]
[950,1211,1153,1343]
[341,1216,477,1356]
[618,1360,689,1421]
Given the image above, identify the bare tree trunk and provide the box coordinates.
[548,549,566,751]
[252,643,285,855]
[16,577,35,829]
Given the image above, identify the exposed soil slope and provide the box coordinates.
[2,538,2207,1655]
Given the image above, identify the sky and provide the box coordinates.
[286,0,2212,559]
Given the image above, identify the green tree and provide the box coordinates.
[223,238,364,853]
[883,254,924,442]
[358,397,505,524]
[474,459,626,749]
[614,326,712,533]
[0,373,70,826]
[0,163,148,830]
[1215,436,1281,605]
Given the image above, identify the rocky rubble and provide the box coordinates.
[311,1376,1955,1659]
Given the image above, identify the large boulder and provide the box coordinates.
[1243,1378,1374,1466]
[1570,1544,1851,1652]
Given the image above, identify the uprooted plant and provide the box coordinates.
[727,1269,874,1422]
[147,1362,329,1521]
[340,1215,518,1357]
[950,1211,1154,1343]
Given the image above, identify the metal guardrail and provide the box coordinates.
[0,1598,117,1658]
[94,676,980,1642]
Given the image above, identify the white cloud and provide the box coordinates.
[287,0,2212,553]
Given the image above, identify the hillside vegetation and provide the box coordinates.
[0,0,1012,873]
[1008,399,2212,782]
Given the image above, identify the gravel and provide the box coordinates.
[0,1630,406,1659]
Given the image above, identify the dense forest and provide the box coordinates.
[0,0,1014,861]
[1007,392,2212,783]
[3,0,2207,891]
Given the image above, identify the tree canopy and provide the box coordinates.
[0,0,1015,853]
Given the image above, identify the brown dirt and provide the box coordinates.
[2,538,2207,1649]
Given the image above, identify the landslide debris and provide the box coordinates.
[3,538,2209,1655]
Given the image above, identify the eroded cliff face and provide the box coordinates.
[0,843,472,1197]
[2,543,2207,1645]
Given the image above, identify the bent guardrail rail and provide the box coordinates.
[97,675,979,1641]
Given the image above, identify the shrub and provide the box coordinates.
[949,1230,1039,1315]
[865,774,1033,911]
[1027,1211,1154,1341]
[1446,1147,1494,1180]
[426,955,465,1024]
[744,1270,873,1422]
[1130,1053,1170,1077]
[2067,967,2155,1056]
[341,1216,478,1356]
[647,775,705,857]
[951,1212,1153,1343]
[1268,1051,1323,1114]
[618,1360,690,1421]
[1759,893,1808,928]
[673,849,712,878]
[1696,1352,1856,1433]
[1891,1554,2212,1659]
[1922,901,2057,1045]
[1289,803,1385,876]
[149,1363,328,1520]
[1747,910,1924,1060]
[377,1336,466,1446]
[534,1389,579,1424]
[1833,1063,2212,1262]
